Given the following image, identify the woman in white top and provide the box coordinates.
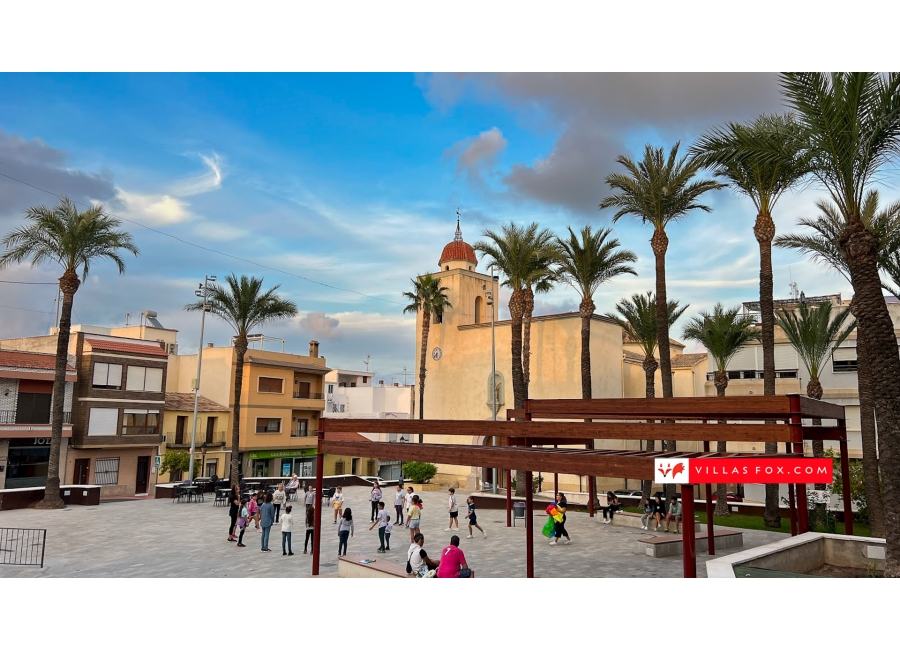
[403,486,415,528]
[332,486,344,523]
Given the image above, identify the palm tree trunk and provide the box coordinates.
[230,337,248,485]
[651,228,676,498]
[523,285,534,394]
[509,288,527,496]
[417,314,431,443]
[579,298,594,399]
[641,357,658,499]
[714,371,730,516]
[806,377,827,490]
[841,221,894,571]
[756,212,781,528]
[36,271,80,509]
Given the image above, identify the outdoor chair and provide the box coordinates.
[214,490,227,507]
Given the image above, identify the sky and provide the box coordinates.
[0,73,890,380]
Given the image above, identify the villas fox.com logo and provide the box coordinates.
[654,458,833,484]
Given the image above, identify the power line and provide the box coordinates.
[0,165,405,307]
[0,279,58,285]
[0,302,54,314]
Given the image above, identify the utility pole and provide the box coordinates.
[489,265,498,494]
[188,274,216,481]
[402,366,409,386]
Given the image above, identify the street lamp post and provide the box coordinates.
[188,274,216,481]
[490,265,498,495]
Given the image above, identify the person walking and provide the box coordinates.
[303,504,315,554]
[228,484,241,542]
[664,495,683,534]
[640,497,655,531]
[445,487,460,532]
[385,516,393,551]
[436,535,473,578]
[465,496,487,539]
[403,486,415,528]
[549,492,572,546]
[260,493,275,552]
[281,505,294,555]
[236,498,249,548]
[394,485,405,525]
[369,501,388,553]
[273,484,287,523]
[337,508,354,556]
[601,491,620,524]
[407,495,422,543]
[332,486,344,523]
[369,483,383,522]
[247,489,260,532]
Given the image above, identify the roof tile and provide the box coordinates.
[86,338,168,357]
[0,350,75,372]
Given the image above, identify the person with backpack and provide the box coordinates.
[406,533,439,577]
[281,504,294,555]
[337,508,354,556]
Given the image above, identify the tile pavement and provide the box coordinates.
[0,485,788,578]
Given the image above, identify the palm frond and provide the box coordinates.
[186,273,298,336]
[556,225,637,300]
[775,302,856,380]
[682,303,760,372]
[606,291,687,361]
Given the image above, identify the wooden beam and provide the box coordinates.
[526,396,796,419]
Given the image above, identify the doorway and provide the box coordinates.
[205,417,216,444]
[175,416,187,445]
[135,456,150,494]
[74,458,91,484]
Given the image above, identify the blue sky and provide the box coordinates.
[0,73,885,380]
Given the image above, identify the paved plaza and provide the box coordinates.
[0,485,788,578]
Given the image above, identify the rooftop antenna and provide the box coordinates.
[454,207,463,242]
[125,311,131,326]
[403,366,409,385]
[364,355,371,372]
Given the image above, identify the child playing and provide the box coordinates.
[465,496,487,539]
[303,505,315,554]
[369,501,388,553]
[236,498,249,548]
[385,516,393,551]
[281,505,294,555]
[247,492,260,532]
[640,497,655,531]
[445,487,460,532]
[332,486,344,524]
[337,508,354,557]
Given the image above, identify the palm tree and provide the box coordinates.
[402,273,452,433]
[601,142,723,461]
[557,226,638,398]
[691,115,809,527]
[776,301,856,490]
[475,222,551,495]
[0,197,139,509]
[186,274,297,484]
[772,73,900,560]
[521,231,560,390]
[682,303,760,515]
[606,291,687,498]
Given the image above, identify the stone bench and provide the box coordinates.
[611,510,701,532]
[338,554,414,578]
[635,530,744,558]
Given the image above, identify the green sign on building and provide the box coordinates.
[248,448,315,460]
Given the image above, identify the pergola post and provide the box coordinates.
[838,437,853,536]
[586,440,595,518]
[788,483,797,536]
[553,444,558,497]
[311,431,325,576]
[525,470,534,578]
[793,441,808,533]
[681,483,696,578]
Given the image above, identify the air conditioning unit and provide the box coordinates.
[167,343,177,354]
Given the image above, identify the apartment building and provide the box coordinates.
[159,392,230,481]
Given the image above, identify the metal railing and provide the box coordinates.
[293,391,325,400]
[0,528,47,568]
[0,411,72,425]
[705,370,799,381]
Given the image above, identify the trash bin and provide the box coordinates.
[513,501,526,526]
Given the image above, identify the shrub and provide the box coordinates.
[159,450,191,478]
[402,461,438,483]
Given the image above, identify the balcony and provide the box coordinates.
[0,410,72,425]
[165,431,227,449]
[705,370,799,381]
[293,391,325,400]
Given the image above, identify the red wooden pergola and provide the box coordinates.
[311,394,850,578]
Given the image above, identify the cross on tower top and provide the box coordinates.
[454,207,462,241]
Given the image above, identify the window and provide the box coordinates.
[362,376,368,384]
[833,359,858,372]
[334,460,345,475]
[256,417,281,433]
[327,385,334,394]
[833,347,857,373]
[88,408,119,436]
[258,376,284,393]
[292,419,309,437]
[294,381,311,399]
[475,295,483,323]
[92,363,122,389]
[94,457,120,485]
[122,410,160,435]
[15,392,52,424]
[339,404,346,412]
[205,460,217,477]
[126,366,163,392]
[350,382,356,388]
[435,311,443,324]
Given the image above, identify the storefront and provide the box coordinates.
[247,448,316,479]
[5,437,54,488]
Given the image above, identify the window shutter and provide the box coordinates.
[773,346,798,370]
[726,347,756,370]
[145,368,163,392]
[126,366,145,391]
[832,347,857,362]
[107,364,122,387]
[92,363,108,386]
[88,408,119,436]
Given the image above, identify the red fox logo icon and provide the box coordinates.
[672,462,686,479]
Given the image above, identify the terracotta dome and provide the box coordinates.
[438,214,478,267]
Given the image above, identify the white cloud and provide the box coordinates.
[114,189,192,225]
[298,311,341,340]
[172,153,224,197]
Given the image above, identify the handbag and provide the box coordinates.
[237,517,246,528]
[406,546,416,574]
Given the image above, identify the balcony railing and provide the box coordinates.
[705,369,799,381]
[121,425,160,436]
[293,391,325,400]
[0,411,72,425]
[291,428,311,438]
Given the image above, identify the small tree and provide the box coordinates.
[402,461,438,484]
[159,450,190,480]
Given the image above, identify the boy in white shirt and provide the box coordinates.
[280,505,294,556]
[445,487,460,532]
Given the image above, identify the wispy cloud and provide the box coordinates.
[171,153,224,197]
